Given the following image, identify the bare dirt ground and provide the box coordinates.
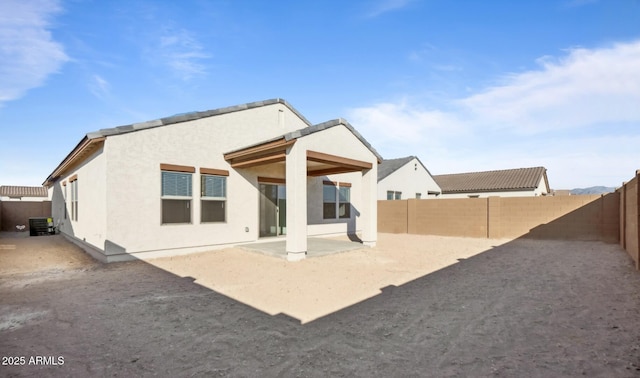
[1,233,640,377]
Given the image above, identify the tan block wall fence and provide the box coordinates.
[380,169,640,270]
[0,201,52,232]
[618,171,640,269]
[379,194,619,242]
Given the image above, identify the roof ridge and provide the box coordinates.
[434,166,545,177]
[87,98,312,139]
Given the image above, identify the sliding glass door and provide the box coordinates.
[259,184,286,237]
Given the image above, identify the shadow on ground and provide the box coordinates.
[1,233,640,377]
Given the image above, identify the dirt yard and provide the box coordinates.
[1,233,640,377]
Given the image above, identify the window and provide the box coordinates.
[63,182,68,219]
[70,177,78,221]
[338,186,350,219]
[323,181,351,219]
[416,193,422,199]
[386,191,402,200]
[161,171,192,224]
[323,184,337,219]
[201,175,226,222]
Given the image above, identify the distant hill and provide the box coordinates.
[570,186,616,195]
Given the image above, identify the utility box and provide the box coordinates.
[29,217,54,236]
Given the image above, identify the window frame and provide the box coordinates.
[386,190,402,200]
[62,181,68,220]
[200,173,227,223]
[160,165,195,225]
[69,175,78,221]
[323,181,351,220]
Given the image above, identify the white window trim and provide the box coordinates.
[161,170,193,225]
[200,174,227,223]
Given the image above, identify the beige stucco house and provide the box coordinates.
[377,156,441,200]
[433,166,550,198]
[43,99,381,262]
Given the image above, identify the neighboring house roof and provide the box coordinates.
[433,167,549,194]
[377,155,437,182]
[0,186,48,198]
[377,156,415,182]
[44,99,382,186]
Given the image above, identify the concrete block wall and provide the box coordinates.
[378,194,619,243]
[618,171,639,269]
[498,195,619,242]
[412,198,487,238]
[0,201,52,232]
[377,200,407,234]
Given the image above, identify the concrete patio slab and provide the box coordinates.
[239,237,366,259]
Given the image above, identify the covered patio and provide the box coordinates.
[239,236,366,259]
[224,120,381,261]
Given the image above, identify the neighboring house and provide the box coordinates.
[377,156,441,200]
[433,167,550,198]
[43,99,381,262]
[0,186,50,201]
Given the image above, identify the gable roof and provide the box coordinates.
[223,118,383,163]
[378,156,414,181]
[433,167,549,194]
[377,156,435,182]
[0,186,48,198]
[44,99,382,186]
[85,98,312,139]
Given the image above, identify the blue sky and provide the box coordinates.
[1,0,639,189]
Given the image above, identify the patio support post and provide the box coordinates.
[285,143,308,261]
[361,166,377,247]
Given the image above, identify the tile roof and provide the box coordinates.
[85,98,313,139]
[283,118,383,162]
[377,156,437,182]
[45,99,383,186]
[0,186,48,198]
[377,156,416,181]
[433,167,548,193]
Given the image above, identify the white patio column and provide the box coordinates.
[285,143,307,261]
[361,166,377,247]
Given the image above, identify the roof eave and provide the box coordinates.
[43,136,106,187]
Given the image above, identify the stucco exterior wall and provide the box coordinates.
[51,147,107,252]
[47,104,377,260]
[102,103,305,256]
[377,158,441,200]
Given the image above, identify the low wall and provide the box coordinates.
[379,194,619,243]
[0,201,52,232]
[618,171,639,269]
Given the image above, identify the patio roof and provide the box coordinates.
[223,138,373,176]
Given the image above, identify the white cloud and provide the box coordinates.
[157,28,210,80]
[366,0,414,18]
[0,0,68,105]
[459,40,640,134]
[348,100,466,156]
[347,40,640,188]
